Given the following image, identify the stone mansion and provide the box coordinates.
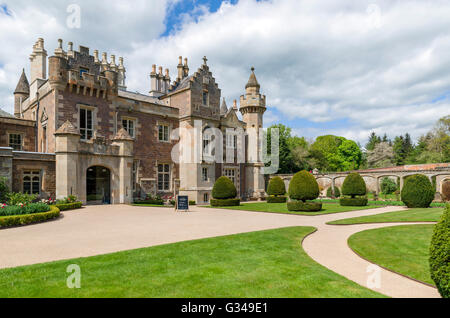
[0,38,266,205]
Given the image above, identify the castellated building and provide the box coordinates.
[0,38,267,205]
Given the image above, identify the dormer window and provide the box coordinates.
[79,68,89,79]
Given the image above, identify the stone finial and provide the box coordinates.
[203,56,208,65]
[184,57,188,66]
[220,98,228,115]
[178,56,183,65]
[94,50,99,63]
[58,39,63,49]
[113,128,134,141]
[101,52,108,64]
[55,120,79,135]
[118,57,125,70]
[68,42,73,52]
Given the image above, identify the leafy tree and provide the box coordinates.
[311,135,362,172]
[381,177,397,194]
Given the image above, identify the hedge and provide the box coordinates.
[210,198,241,207]
[326,186,340,198]
[288,170,320,202]
[212,176,237,199]
[0,206,60,228]
[401,174,435,208]
[267,196,287,203]
[429,204,449,298]
[134,199,164,205]
[53,202,83,211]
[267,177,286,196]
[342,173,367,197]
[339,197,368,206]
[189,201,197,206]
[287,200,322,212]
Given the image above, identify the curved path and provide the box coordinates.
[302,221,440,298]
[0,204,440,297]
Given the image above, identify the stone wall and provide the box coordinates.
[0,117,36,152]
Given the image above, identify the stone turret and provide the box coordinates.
[14,69,30,118]
[240,67,266,200]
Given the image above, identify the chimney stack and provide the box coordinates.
[177,56,183,81]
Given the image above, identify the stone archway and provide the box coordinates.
[86,166,111,205]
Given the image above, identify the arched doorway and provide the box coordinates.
[86,166,111,205]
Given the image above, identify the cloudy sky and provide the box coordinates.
[1,0,449,144]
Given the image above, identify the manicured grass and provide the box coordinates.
[0,227,384,298]
[208,202,381,216]
[318,198,446,208]
[328,208,444,225]
[349,225,435,285]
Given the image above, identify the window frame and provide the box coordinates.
[8,133,23,151]
[157,163,171,191]
[79,106,94,141]
[202,167,209,182]
[202,90,209,106]
[122,118,136,138]
[22,170,41,195]
[158,124,170,142]
[224,168,236,184]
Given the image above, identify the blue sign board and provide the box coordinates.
[177,195,189,211]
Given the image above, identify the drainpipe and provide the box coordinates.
[35,92,40,152]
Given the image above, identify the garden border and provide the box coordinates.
[0,206,61,229]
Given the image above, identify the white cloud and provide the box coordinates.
[1,0,449,144]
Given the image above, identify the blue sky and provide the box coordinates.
[0,0,449,144]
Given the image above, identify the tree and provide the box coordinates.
[266,124,297,174]
[366,132,381,151]
[311,135,362,172]
[393,135,407,166]
[367,142,395,168]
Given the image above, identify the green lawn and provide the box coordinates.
[0,227,384,298]
[328,208,444,225]
[348,225,435,285]
[208,202,381,216]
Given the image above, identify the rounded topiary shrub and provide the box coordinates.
[267,177,286,197]
[287,170,321,212]
[212,176,237,200]
[288,170,320,202]
[326,186,340,198]
[342,173,367,198]
[429,204,449,298]
[442,180,450,202]
[401,174,435,208]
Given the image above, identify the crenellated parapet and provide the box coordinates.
[48,39,127,96]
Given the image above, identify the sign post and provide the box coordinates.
[176,195,189,212]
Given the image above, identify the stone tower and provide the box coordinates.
[240,67,266,199]
[14,69,30,118]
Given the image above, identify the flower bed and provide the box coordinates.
[0,205,60,228]
[0,202,50,217]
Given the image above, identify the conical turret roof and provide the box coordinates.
[14,69,30,95]
[245,67,260,89]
